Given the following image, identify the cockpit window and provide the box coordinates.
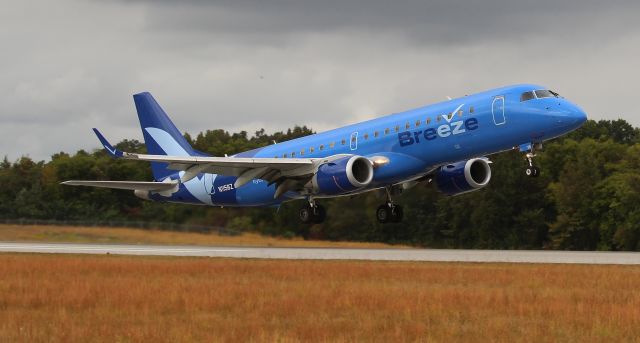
[520,91,535,102]
[534,90,559,99]
[522,89,561,101]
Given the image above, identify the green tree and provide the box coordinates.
[545,139,626,250]
[2,119,639,251]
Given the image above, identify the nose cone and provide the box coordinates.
[553,100,587,132]
[567,103,587,128]
[571,105,587,127]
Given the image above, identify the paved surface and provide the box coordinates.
[1,242,640,264]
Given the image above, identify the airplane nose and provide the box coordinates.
[550,101,587,132]
[570,105,587,126]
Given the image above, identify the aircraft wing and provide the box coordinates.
[121,153,313,174]
[62,180,178,191]
[121,153,316,186]
[93,129,319,191]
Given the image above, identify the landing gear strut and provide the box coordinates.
[299,198,326,224]
[376,187,403,224]
[525,152,540,178]
[524,143,541,178]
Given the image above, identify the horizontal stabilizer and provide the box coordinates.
[61,180,177,191]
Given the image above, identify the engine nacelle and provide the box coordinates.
[312,155,374,195]
[435,158,491,196]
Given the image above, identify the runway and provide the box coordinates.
[1,242,639,264]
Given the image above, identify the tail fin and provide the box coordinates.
[133,92,198,180]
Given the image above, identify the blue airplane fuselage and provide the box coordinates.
[147,84,586,207]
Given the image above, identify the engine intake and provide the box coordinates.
[435,158,491,196]
[312,155,374,195]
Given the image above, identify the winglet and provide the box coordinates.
[93,128,123,158]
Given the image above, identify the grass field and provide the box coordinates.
[0,224,403,248]
[0,254,639,342]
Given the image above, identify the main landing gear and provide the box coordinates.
[524,143,542,178]
[299,199,326,224]
[298,187,405,225]
[376,187,403,224]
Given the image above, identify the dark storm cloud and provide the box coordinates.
[129,0,640,43]
[1,0,639,160]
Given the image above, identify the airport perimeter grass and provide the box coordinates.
[0,224,403,248]
[0,254,639,342]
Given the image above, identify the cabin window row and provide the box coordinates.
[274,105,475,158]
[275,141,341,158]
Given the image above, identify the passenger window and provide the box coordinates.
[405,122,410,129]
[364,133,369,140]
[384,128,390,135]
[520,91,535,102]
[320,144,324,150]
[426,118,431,124]
[329,142,335,148]
[310,147,315,153]
[291,152,295,157]
[282,153,287,158]
[469,106,474,114]
[374,131,379,138]
[437,116,441,122]
[351,136,356,142]
[341,139,346,145]
[300,149,304,156]
[458,110,463,117]
[415,120,421,127]
[395,125,400,132]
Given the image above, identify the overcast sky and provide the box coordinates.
[2,0,639,161]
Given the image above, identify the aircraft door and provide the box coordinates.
[203,173,216,195]
[350,132,358,150]
[492,96,506,125]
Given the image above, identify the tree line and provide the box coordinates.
[1,120,639,250]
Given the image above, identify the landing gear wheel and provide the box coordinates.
[390,205,404,223]
[377,186,405,224]
[312,205,326,224]
[299,203,326,224]
[377,203,403,224]
[523,145,541,178]
[299,205,313,224]
[376,205,391,224]
[525,166,540,178]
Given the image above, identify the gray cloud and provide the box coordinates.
[135,0,640,43]
[1,0,639,161]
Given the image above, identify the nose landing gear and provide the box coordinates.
[525,152,540,178]
[522,143,542,178]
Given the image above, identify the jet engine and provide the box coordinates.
[312,155,374,195]
[435,158,491,196]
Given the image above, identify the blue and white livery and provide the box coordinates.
[63,85,587,223]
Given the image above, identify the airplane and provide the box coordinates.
[63,84,587,224]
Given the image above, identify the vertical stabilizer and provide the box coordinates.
[133,92,197,180]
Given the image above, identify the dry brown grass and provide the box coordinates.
[0,254,639,342]
[0,224,404,248]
